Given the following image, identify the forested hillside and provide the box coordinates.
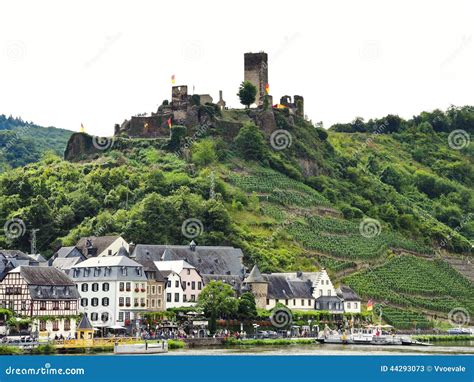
[0,115,73,171]
[0,105,472,327]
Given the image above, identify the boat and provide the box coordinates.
[317,325,431,346]
[114,340,168,354]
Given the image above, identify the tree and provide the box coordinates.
[234,122,266,161]
[197,281,238,333]
[237,81,257,108]
[237,292,257,319]
[191,139,217,166]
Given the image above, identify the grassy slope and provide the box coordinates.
[0,109,472,328]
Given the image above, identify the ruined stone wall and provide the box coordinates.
[128,115,171,138]
[244,52,268,105]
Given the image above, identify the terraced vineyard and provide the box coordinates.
[287,216,432,260]
[229,167,330,208]
[316,256,357,273]
[344,255,474,315]
[375,305,433,329]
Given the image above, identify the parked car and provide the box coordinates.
[447,328,471,335]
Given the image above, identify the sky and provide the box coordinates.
[1,0,473,136]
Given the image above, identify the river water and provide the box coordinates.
[163,341,474,356]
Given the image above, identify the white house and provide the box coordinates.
[75,236,129,258]
[337,285,362,313]
[159,270,185,309]
[70,254,147,332]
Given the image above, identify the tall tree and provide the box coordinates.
[237,81,257,108]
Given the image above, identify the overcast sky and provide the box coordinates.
[1,0,473,136]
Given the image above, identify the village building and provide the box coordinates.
[69,251,147,332]
[154,258,203,307]
[0,266,80,340]
[159,270,184,309]
[337,285,362,313]
[134,258,165,311]
[75,235,129,258]
[0,250,43,280]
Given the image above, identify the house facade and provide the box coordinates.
[161,270,184,309]
[0,266,80,340]
[70,255,147,330]
[154,260,203,306]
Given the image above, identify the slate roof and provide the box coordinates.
[75,235,121,257]
[52,257,83,271]
[337,285,361,301]
[55,246,77,258]
[9,266,80,300]
[154,260,196,274]
[77,314,94,330]
[133,258,165,282]
[73,256,141,268]
[28,254,47,263]
[264,274,314,299]
[202,274,242,292]
[131,244,245,277]
[244,264,265,283]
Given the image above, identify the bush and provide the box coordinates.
[0,345,22,355]
[168,340,185,349]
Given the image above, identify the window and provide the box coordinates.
[40,321,46,331]
[81,284,88,292]
[151,286,156,294]
[328,290,331,296]
[197,282,202,290]
[348,302,351,309]
[167,293,171,302]
[119,282,124,292]
[40,301,46,310]
[275,299,279,303]
[285,299,289,305]
[52,301,59,310]
[125,312,130,321]
[191,281,196,290]
[166,280,171,288]
[94,268,100,277]
[122,267,127,276]
[191,295,196,302]
[81,298,88,307]
[151,299,155,308]
[84,268,90,277]
[157,299,161,308]
[101,312,109,323]
[158,285,162,294]
[187,269,190,275]
[104,267,110,276]
[92,283,99,292]
[266,299,270,305]
[301,299,305,306]
[73,269,80,278]
[21,301,26,311]
[108,249,112,256]
[91,298,99,307]
[102,297,109,306]
[52,320,59,331]
[354,302,358,309]
[91,312,98,321]
[308,300,311,306]
[103,283,109,292]
[175,280,179,288]
[141,283,145,291]
[136,267,142,276]
[118,312,124,322]
[119,297,124,307]
[316,302,320,309]
[125,297,131,306]
[140,298,145,306]
[319,289,323,296]
[126,282,131,292]
[134,298,139,307]
[183,295,187,302]
[174,293,179,302]
[65,301,70,310]
[64,319,70,331]
[328,302,332,310]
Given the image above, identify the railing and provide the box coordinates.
[53,337,142,348]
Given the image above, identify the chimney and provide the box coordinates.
[189,240,197,252]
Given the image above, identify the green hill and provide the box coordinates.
[0,114,73,171]
[0,105,472,328]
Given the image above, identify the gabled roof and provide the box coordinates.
[28,254,47,263]
[154,260,196,274]
[133,258,165,282]
[55,246,78,258]
[75,235,122,257]
[337,285,361,301]
[52,257,83,270]
[264,274,314,299]
[131,244,245,277]
[11,266,76,286]
[72,256,141,268]
[244,264,265,283]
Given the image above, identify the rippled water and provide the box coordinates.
[163,341,474,356]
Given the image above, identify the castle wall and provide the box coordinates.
[128,116,171,138]
[244,52,268,105]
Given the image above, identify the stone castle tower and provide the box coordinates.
[244,52,268,106]
[244,264,268,309]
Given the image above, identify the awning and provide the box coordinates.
[108,325,126,330]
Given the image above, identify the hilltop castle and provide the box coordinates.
[114,51,305,139]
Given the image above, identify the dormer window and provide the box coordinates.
[73,269,80,278]
[52,287,56,296]
[94,267,100,277]
[84,268,90,277]
[136,267,142,276]
[121,267,127,276]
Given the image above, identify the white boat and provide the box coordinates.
[114,340,168,354]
